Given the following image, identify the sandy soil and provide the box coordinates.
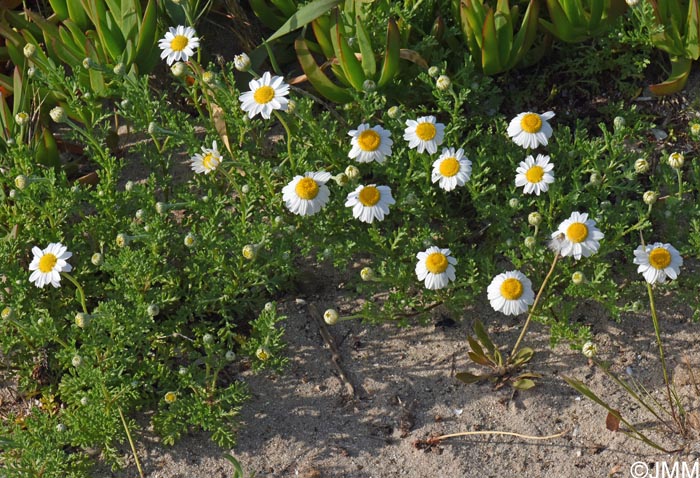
[91,267,700,478]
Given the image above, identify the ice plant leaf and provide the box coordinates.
[134,0,159,73]
[266,0,343,43]
[355,16,376,78]
[378,18,401,87]
[456,372,486,384]
[512,378,536,390]
[330,10,365,90]
[648,56,692,95]
[294,38,354,103]
[312,16,335,59]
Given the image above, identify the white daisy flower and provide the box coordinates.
[281,172,331,216]
[415,246,457,290]
[28,242,73,288]
[552,211,604,260]
[239,71,290,119]
[515,154,555,195]
[348,123,393,164]
[345,184,395,223]
[404,116,445,154]
[507,111,555,149]
[158,26,200,66]
[633,242,683,284]
[431,147,472,191]
[190,141,222,174]
[487,270,535,316]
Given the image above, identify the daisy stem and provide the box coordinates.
[273,110,295,171]
[645,282,679,427]
[509,253,559,361]
[60,272,88,314]
[676,169,683,199]
[117,405,146,478]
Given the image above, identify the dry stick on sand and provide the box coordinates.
[307,304,359,399]
[416,428,570,448]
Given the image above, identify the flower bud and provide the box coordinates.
[23,43,36,58]
[14,175,29,190]
[242,244,257,260]
[428,66,440,78]
[360,267,375,281]
[75,312,90,328]
[690,123,700,137]
[113,63,126,75]
[344,165,360,180]
[286,99,296,114]
[528,212,542,226]
[634,158,649,174]
[256,346,271,361]
[643,191,658,205]
[184,233,196,248]
[72,355,83,367]
[524,236,536,249]
[27,66,36,78]
[49,106,66,123]
[147,304,160,317]
[334,173,349,186]
[264,302,275,312]
[124,180,135,192]
[2,307,16,320]
[582,341,597,358]
[82,57,96,70]
[135,209,145,220]
[387,106,400,119]
[148,122,158,135]
[508,198,519,208]
[15,112,29,126]
[613,116,626,131]
[234,53,251,72]
[668,152,684,169]
[323,309,339,325]
[202,333,214,344]
[80,396,89,406]
[116,233,129,248]
[625,0,639,6]
[202,71,216,85]
[164,391,177,404]
[155,202,168,214]
[589,172,602,186]
[436,75,451,91]
[225,350,236,361]
[571,271,585,285]
[56,423,66,432]
[362,79,376,92]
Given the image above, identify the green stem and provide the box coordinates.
[646,282,679,427]
[676,169,683,199]
[60,272,88,314]
[118,406,145,478]
[273,110,294,171]
[510,253,559,360]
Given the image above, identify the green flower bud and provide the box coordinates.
[23,43,36,58]
[323,309,339,325]
[582,341,597,358]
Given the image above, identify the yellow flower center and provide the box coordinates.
[649,247,671,270]
[520,113,542,134]
[425,252,449,274]
[566,222,588,243]
[38,253,57,273]
[358,186,381,206]
[170,35,189,52]
[439,157,460,177]
[202,153,217,170]
[295,177,319,200]
[164,392,177,404]
[415,122,436,141]
[357,129,381,151]
[525,165,544,183]
[500,278,523,300]
[253,85,275,104]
